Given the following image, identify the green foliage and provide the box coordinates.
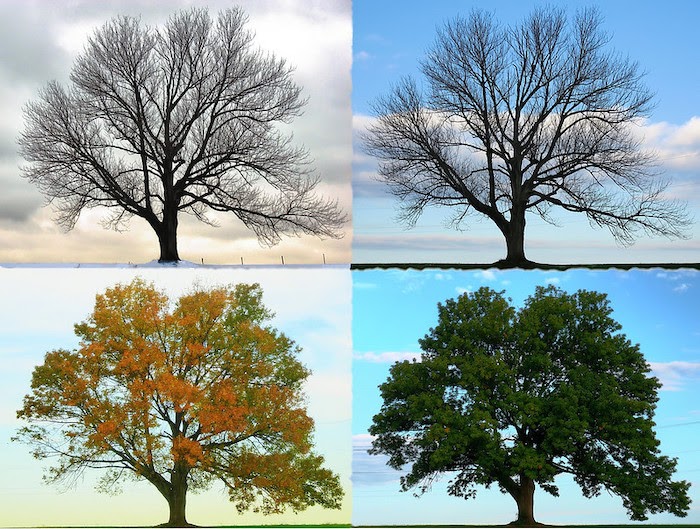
[370,285,691,521]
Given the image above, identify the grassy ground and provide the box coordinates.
[28,523,698,529]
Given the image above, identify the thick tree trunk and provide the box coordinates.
[158,466,194,527]
[505,218,526,263]
[507,475,540,527]
[156,208,180,262]
[496,208,533,268]
[514,476,536,525]
[164,484,189,527]
[143,460,193,527]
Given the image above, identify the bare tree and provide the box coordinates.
[363,7,690,267]
[19,7,345,262]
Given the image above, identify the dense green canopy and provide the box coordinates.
[370,285,690,526]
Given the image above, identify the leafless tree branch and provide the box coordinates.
[19,7,346,261]
[362,6,690,265]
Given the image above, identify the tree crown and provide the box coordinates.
[362,6,689,262]
[15,278,342,516]
[369,285,690,520]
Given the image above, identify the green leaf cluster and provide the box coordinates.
[369,285,690,520]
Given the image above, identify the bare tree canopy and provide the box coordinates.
[19,7,346,262]
[362,7,690,267]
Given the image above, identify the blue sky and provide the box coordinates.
[353,0,700,264]
[352,267,700,525]
[0,266,351,527]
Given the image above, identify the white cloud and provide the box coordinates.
[354,233,502,253]
[475,269,497,281]
[352,433,376,446]
[352,113,377,134]
[352,433,402,486]
[647,116,700,148]
[652,270,698,294]
[649,361,700,391]
[656,270,698,282]
[384,269,435,293]
[642,116,700,172]
[353,351,422,363]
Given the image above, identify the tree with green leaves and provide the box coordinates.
[15,279,343,526]
[369,285,690,526]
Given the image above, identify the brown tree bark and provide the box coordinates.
[162,465,193,527]
[496,207,534,268]
[506,474,541,527]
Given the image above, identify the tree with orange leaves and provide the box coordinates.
[14,279,343,527]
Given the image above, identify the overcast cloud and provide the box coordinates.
[0,0,351,263]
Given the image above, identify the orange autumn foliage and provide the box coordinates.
[155,372,201,413]
[171,435,206,466]
[15,278,342,519]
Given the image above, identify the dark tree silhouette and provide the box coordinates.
[370,286,691,526]
[362,7,689,267]
[19,7,345,262]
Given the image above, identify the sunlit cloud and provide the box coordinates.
[475,270,497,281]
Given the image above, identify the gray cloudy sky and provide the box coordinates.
[0,0,351,264]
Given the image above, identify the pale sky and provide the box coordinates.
[0,266,351,526]
[0,0,351,264]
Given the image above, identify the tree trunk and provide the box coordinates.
[507,475,539,527]
[160,467,193,528]
[165,491,189,527]
[496,208,533,268]
[156,207,180,262]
